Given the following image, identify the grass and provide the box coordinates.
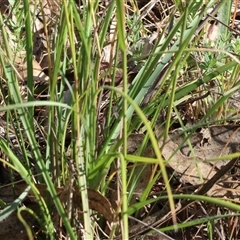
[0,0,240,239]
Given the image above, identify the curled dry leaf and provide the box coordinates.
[0,183,115,236]
[59,186,115,224]
[13,183,115,223]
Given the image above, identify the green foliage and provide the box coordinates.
[0,0,239,239]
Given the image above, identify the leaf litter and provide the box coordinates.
[1,0,240,239]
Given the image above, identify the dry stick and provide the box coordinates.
[207,13,240,36]
[128,157,237,240]
[194,1,223,36]
[128,215,175,240]
[178,91,210,107]
[196,157,238,196]
[126,202,182,239]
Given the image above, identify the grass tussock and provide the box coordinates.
[0,0,240,239]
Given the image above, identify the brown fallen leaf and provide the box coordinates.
[155,126,240,197]
[157,133,217,187]
[127,132,217,190]
[16,58,49,82]
[0,182,115,236]
[12,183,115,223]
[59,186,115,224]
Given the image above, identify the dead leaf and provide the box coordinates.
[158,134,217,188]
[16,58,49,82]
[73,188,115,223]
[0,183,115,237]
[13,183,115,223]
[155,125,240,197]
